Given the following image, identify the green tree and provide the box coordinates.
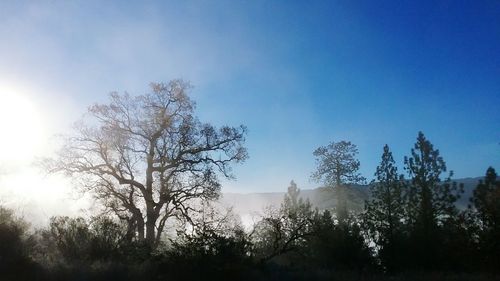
[364,144,406,271]
[312,140,366,220]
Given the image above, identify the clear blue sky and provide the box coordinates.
[1,1,499,193]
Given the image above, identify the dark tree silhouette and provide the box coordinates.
[404,131,462,269]
[364,144,406,271]
[44,80,248,247]
[47,216,127,264]
[307,209,374,271]
[312,140,366,219]
[469,167,500,270]
[164,205,251,280]
[471,167,500,231]
[254,181,314,262]
[0,206,40,281]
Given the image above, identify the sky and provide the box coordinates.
[0,0,499,216]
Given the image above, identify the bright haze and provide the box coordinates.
[0,1,499,220]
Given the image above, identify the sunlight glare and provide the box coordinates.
[0,88,46,166]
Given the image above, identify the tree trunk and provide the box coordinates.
[137,216,145,240]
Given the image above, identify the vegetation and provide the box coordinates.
[1,83,499,280]
[42,80,248,247]
[312,140,366,219]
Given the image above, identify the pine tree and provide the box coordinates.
[364,144,406,271]
[471,167,500,230]
[312,140,366,220]
[470,167,500,270]
[403,131,462,269]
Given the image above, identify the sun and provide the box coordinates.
[0,85,80,214]
[0,87,46,166]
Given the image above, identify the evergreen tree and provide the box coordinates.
[312,140,366,220]
[307,209,373,271]
[470,167,500,270]
[471,167,500,231]
[364,144,406,271]
[403,131,462,269]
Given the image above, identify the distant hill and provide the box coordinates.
[220,177,483,220]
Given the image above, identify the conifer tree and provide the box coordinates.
[403,131,462,269]
[471,167,500,230]
[470,167,500,270]
[312,141,366,220]
[364,144,405,271]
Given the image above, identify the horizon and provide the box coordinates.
[0,1,499,220]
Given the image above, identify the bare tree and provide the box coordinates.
[44,80,248,247]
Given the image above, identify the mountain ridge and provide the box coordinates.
[220,177,483,220]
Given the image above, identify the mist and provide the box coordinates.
[1,1,500,281]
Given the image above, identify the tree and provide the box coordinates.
[253,181,314,263]
[307,209,373,271]
[0,206,40,281]
[403,131,462,269]
[47,216,127,264]
[364,144,406,271]
[312,140,366,219]
[44,80,248,247]
[404,132,461,229]
[469,167,500,270]
[471,167,500,232]
[165,205,252,280]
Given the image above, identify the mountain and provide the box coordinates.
[220,177,483,221]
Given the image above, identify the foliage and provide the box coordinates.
[253,181,314,263]
[468,167,500,270]
[307,210,374,271]
[364,144,406,271]
[3,128,500,280]
[404,132,463,229]
[312,140,366,187]
[43,80,248,246]
[403,132,463,270]
[158,205,253,280]
[312,140,366,219]
[0,206,41,281]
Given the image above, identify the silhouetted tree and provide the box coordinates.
[254,181,314,263]
[307,209,373,271]
[471,167,500,232]
[163,205,252,280]
[404,132,462,269]
[44,80,248,247]
[469,167,500,270]
[364,144,406,271]
[0,206,40,281]
[49,217,92,263]
[46,216,128,265]
[312,140,366,219]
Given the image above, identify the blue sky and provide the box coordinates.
[0,1,499,193]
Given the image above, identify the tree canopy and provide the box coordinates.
[44,80,248,246]
[312,140,366,219]
[312,140,365,188]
